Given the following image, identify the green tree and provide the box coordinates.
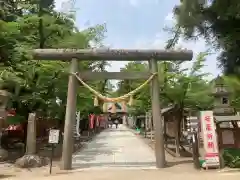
[163,52,213,111]
[116,62,151,115]
[0,0,110,160]
[117,54,213,113]
[0,0,109,118]
[174,0,240,75]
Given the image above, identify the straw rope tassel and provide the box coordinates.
[102,103,107,112]
[122,101,127,112]
[72,72,157,102]
[94,96,99,106]
[128,95,133,106]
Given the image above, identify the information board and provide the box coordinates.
[48,129,60,144]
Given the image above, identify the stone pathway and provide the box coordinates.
[72,125,156,169]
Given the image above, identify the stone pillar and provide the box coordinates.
[25,113,37,154]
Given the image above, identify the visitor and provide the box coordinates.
[108,120,113,128]
[108,116,112,128]
[114,119,119,129]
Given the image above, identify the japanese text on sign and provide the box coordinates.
[204,115,214,149]
[48,129,60,144]
[200,111,219,167]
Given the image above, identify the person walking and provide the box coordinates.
[114,118,119,129]
[108,116,113,128]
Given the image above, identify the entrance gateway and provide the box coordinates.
[32,48,193,170]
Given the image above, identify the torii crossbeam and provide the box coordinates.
[32,48,192,61]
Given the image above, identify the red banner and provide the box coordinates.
[89,114,95,129]
[96,116,100,127]
[99,116,106,128]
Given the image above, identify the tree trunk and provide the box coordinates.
[178,107,189,152]
[38,1,45,49]
[175,107,185,157]
[174,115,180,157]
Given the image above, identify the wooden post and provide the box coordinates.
[149,59,166,168]
[174,116,180,157]
[164,117,167,148]
[192,131,201,169]
[148,61,155,130]
[26,113,37,154]
[61,59,78,170]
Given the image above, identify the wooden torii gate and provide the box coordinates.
[32,48,193,170]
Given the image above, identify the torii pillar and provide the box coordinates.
[60,59,78,170]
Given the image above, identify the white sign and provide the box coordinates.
[199,111,220,167]
[205,153,220,167]
[48,129,60,144]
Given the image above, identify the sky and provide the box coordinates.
[55,0,221,79]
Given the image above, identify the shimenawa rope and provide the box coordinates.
[71,72,157,103]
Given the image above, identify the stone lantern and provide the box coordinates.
[212,76,235,116]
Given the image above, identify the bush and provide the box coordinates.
[223,148,240,168]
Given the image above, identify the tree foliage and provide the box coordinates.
[0,0,109,120]
[174,0,240,75]
[116,53,213,115]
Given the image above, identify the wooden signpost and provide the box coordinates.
[48,129,60,174]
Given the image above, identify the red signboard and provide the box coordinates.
[200,111,220,167]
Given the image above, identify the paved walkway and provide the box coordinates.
[72,125,156,169]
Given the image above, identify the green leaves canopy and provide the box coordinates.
[174,0,240,75]
[0,0,109,120]
[116,53,213,114]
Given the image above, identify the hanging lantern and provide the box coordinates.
[111,103,116,113]
[102,103,108,112]
[128,95,133,106]
[94,96,99,106]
